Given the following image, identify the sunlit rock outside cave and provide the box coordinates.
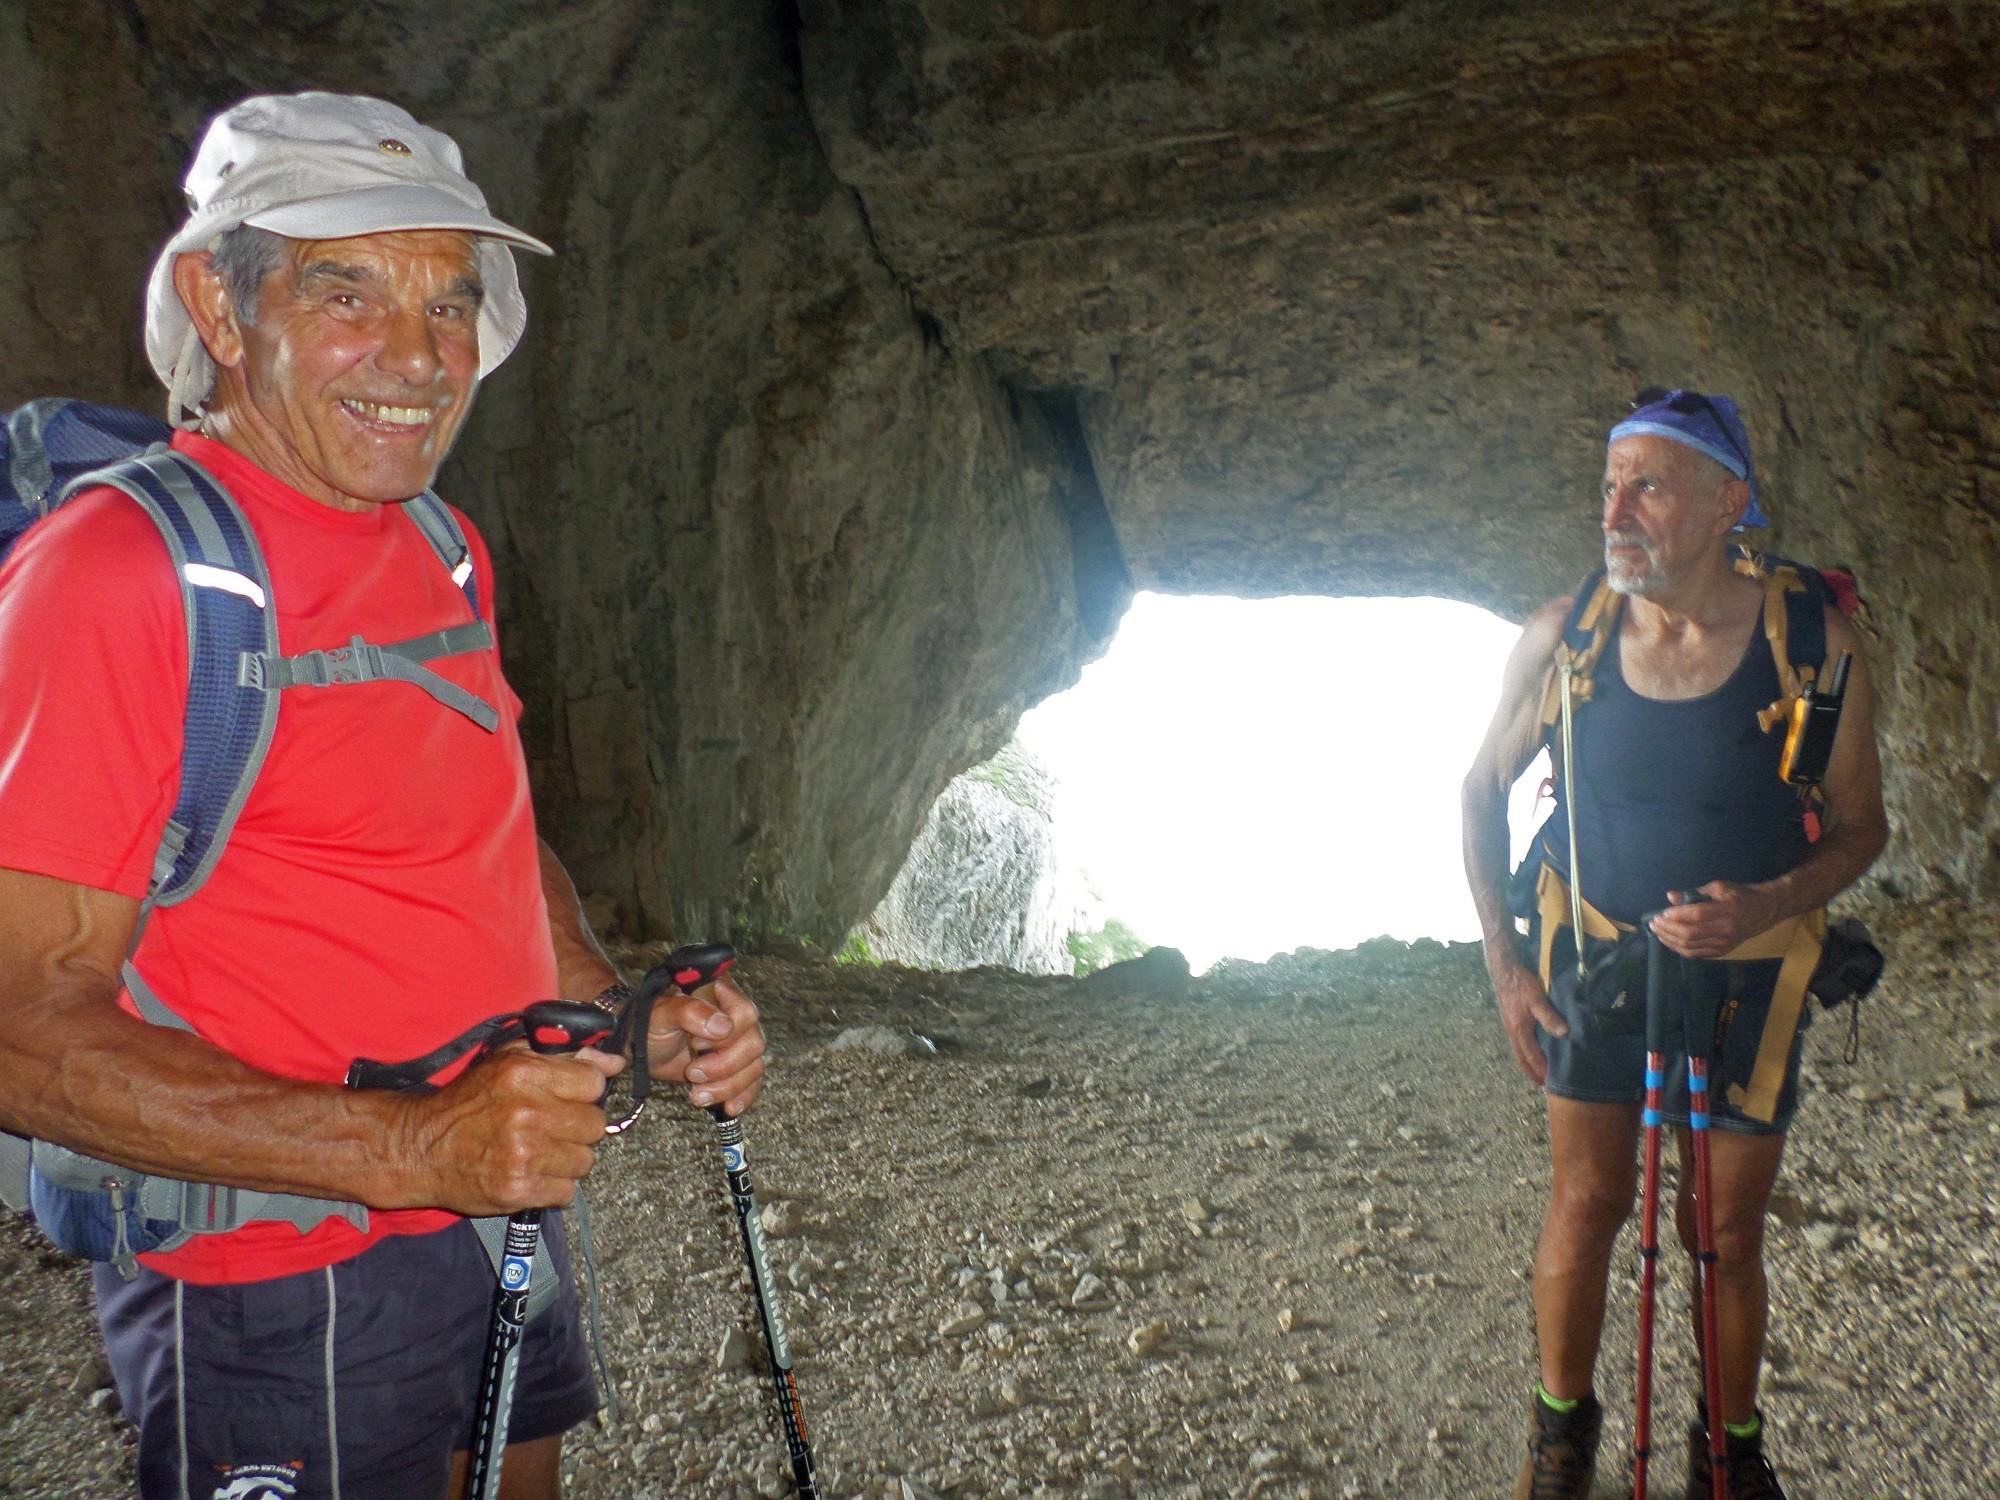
[854,740,1097,976]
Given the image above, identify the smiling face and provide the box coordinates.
[178,229,484,511]
[1600,434,1748,597]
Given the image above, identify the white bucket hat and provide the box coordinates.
[147,91,553,426]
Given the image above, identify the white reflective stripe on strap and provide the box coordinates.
[451,558,473,587]
[182,561,267,609]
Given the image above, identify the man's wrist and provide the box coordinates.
[1481,924,1528,977]
[1747,880,1791,933]
[348,1089,434,1212]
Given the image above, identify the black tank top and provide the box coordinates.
[1542,613,1801,926]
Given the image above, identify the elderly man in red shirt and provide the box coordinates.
[0,92,765,1498]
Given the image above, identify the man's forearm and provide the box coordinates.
[537,838,622,1000]
[1755,817,1889,927]
[1462,779,1527,977]
[1,979,424,1207]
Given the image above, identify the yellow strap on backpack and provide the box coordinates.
[1533,861,1628,989]
[1537,578,1624,740]
[1736,554,1820,732]
[1724,909,1826,1123]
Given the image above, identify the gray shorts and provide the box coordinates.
[1537,956,1806,1136]
[96,1214,597,1500]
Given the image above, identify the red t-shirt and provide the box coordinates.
[0,431,559,1283]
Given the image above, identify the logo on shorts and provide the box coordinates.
[211,1461,303,1498]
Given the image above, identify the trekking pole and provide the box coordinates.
[642,942,821,1500]
[1684,975,1732,1500]
[1558,663,1588,979]
[1632,922,1672,1499]
[466,1000,617,1500]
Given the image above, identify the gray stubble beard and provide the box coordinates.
[1604,533,1664,597]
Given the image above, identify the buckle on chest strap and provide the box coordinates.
[238,624,500,732]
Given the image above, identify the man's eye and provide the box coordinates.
[432,304,468,320]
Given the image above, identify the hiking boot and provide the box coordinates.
[1687,1414,1789,1500]
[1513,1389,1602,1500]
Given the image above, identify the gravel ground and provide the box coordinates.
[3,899,1995,1498]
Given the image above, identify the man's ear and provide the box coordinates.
[1714,477,1751,537]
[171,251,248,372]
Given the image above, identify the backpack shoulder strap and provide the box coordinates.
[1733,544,1832,727]
[402,490,483,619]
[1539,570,1623,732]
[83,449,281,910]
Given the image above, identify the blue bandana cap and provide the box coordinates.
[1608,390,1769,529]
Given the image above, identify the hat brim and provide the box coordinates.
[244,183,553,256]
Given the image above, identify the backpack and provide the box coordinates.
[0,399,499,1275]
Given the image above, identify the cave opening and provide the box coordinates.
[860,592,1553,977]
[1017,592,1546,974]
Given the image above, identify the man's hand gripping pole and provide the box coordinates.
[466,1001,615,1500]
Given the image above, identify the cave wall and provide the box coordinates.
[0,0,1127,945]
[797,0,2000,899]
[3,1,1996,923]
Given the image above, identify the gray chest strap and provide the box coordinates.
[239,621,499,732]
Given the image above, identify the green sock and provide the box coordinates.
[1535,1382,1582,1415]
[1724,1414,1763,1441]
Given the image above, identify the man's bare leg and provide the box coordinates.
[1672,1126,1787,1425]
[448,1434,564,1500]
[1534,1096,1643,1399]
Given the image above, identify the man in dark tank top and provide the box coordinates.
[1461,392,1887,1500]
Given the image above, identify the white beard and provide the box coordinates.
[1604,535,1664,596]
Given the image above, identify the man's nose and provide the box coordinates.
[1602,482,1638,529]
[374,304,447,388]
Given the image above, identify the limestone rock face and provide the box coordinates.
[859,743,1086,975]
[3,1,1996,927]
[0,0,1130,946]
[796,1,2000,897]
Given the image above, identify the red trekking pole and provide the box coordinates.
[1632,924,1670,1498]
[1687,1025,1731,1500]
[1637,906,1731,1500]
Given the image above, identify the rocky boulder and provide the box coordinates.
[857,743,1088,974]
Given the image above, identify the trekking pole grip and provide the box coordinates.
[647,942,740,1119]
[520,999,617,1057]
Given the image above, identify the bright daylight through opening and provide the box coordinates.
[1015,592,1546,975]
